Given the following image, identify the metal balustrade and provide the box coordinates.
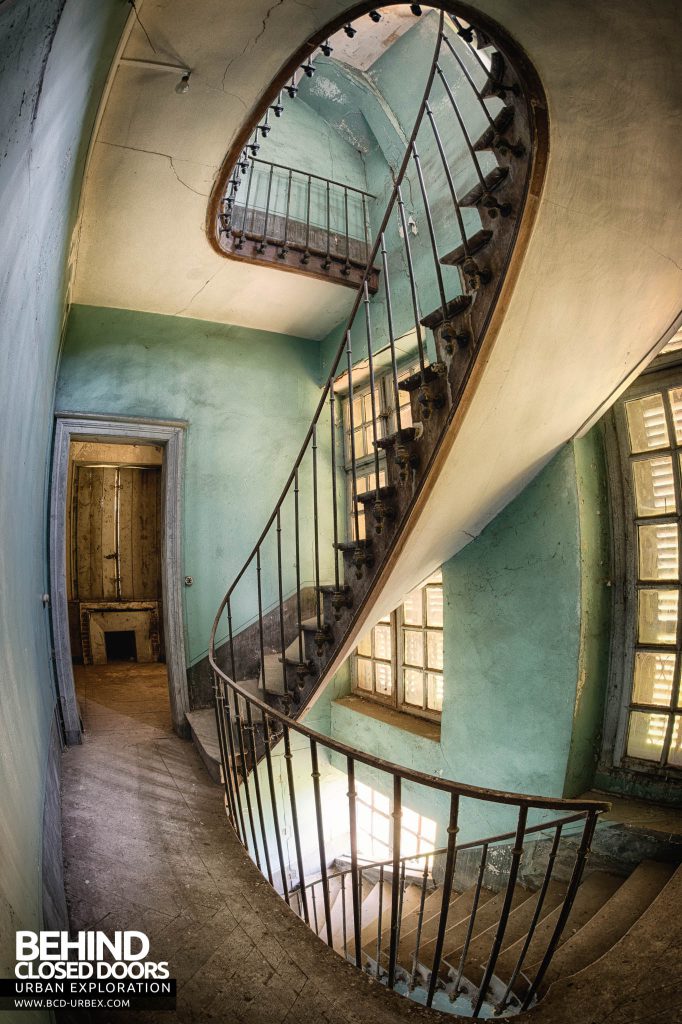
[221,158,377,289]
[207,6,606,1017]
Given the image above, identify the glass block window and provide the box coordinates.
[618,385,682,768]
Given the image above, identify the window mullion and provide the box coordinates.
[659,389,682,766]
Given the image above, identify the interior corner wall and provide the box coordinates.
[55,304,325,689]
[0,0,126,981]
[325,444,611,843]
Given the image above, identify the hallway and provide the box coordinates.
[61,666,427,1024]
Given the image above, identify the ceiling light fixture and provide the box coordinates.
[175,71,191,94]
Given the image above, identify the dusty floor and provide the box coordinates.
[61,663,441,1024]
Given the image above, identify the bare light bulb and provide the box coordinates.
[175,72,190,94]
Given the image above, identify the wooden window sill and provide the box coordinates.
[332,694,441,742]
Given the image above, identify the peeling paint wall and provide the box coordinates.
[0,0,126,982]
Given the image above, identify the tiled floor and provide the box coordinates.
[61,663,441,1023]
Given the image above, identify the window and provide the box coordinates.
[341,363,444,720]
[609,370,682,771]
[352,571,444,718]
[355,781,437,863]
[342,364,416,541]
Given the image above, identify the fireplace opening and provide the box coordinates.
[104,630,137,662]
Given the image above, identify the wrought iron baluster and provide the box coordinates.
[497,823,564,1012]
[441,32,496,129]
[257,164,274,254]
[220,684,247,847]
[255,545,266,685]
[387,776,402,988]
[363,281,385,532]
[302,175,312,264]
[409,856,431,990]
[236,156,254,249]
[436,63,489,195]
[473,805,528,1016]
[396,860,407,952]
[379,232,402,436]
[521,811,599,1010]
[323,180,331,269]
[279,168,293,258]
[310,739,333,946]
[276,509,288,695]
[426,794,460,1007]
[376,863,385,977]
[343,187,351,274]
[347,756,362,968]
[362,192,370,267]
[261,713,290,905]
[451,16,490,77]
[396,185,427,380]
[411,140,449,324]
[341,872,348,958]
[312,427,323,654]
[283,723,308,924]
[294,469,304,668]
[231,684,261,868]
[424,101,469,254]
[452,842,489,994]
[245,700,273,885]
[311,884,320,934]
[212,674,237,828]
[329,380,341,592]
[345,331,361,544]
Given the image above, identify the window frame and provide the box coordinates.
[604,361,682,776]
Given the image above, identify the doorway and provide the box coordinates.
[50,415,188,741]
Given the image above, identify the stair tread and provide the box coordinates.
[440,228,494,267]
[362,882,438,963]
[454,878,568,984]
[420,294,471,331]
[397,362,447,392]
[421,884,531,968]
[496,870,623,980]
[356,485,396,505]
[460,164,509,207]
[541,860,676,988]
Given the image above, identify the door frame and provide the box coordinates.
[50,413,189,741]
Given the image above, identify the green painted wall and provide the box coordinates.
[0,0,126,983]
[56,304,332,666]
[316,443,611,845]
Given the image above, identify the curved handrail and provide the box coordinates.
[209,12,448,632]
[208,8,607,1015]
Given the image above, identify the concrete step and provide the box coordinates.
[495,870,623,982]
[523,865,682,1024]
[260,652,288,695]
[458,878,567,986]
[419,884,531,970]
[540,860,676,990]
[187,707,222,784]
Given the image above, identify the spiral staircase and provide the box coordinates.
[197,5,681,1021]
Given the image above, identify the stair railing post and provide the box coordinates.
[472,804,528,1016]
[376,862,385,978]
[231,673,262,871]
[435,62,488,196]
[283,723,309,924]
[294,469,304,666]
[452,841,489,995]
[235,155,254,249]
[379,232,402,436]
[409,855,432,990]
[387,775,402,989]
[312,426,322,634]
[347,755,362,968]
[220,683,248,847]
[276,509,288,695]
[310,738,333,947]
[362,281,383,520]
[257,162,275,254]
[244,699,273,885]
[261,713,290,905]
[521,810,599,1010]
[256,547,266,688]
[426,794,460,1007]
[345,331,361,543]
[497,822,564,1012]
[212,672,237,829]
[329,379,341,593]
[424,101,470,256]
[411,140,449,324]
[395,185,427,382]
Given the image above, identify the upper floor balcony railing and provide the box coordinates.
[219,157,379,291]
